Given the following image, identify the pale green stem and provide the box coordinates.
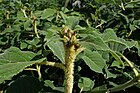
[36,65,42,80]
[35,61,65,70]
[33,17,40,38]
[21,9,28,18]
[117,52,139,77]
[121,0,125,10]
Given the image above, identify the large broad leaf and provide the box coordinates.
[102,28,137,51]
[80,34,110,51]
[102,28,118,41]
[45,35,65,64]
[43,27,65,63]
[0,47,36,64]
[80,31,125,69]
[0,59,44,83]
[82,49,106,73]
[0,47,44,83]
[47,40,65,63]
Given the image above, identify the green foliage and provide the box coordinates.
[0,47,44,84]
[82,49,106,73]
[78,77,94,91]
[0,0,140,93]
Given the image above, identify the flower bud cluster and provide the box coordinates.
[60,26,80,49]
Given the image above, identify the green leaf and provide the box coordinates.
[0,47,36,64]
[20,42,28,49]
[16,11,24,18]
[135,41,140,56]
[47,38,65,63]
[102,28,136,51]
[80,31,125,68]
[82,49,106,73]
[65,16,79,29]
[24,19,32,30]
[60,12,79,29]
[109,50,124,68]
[45,80,64,92]
[111,60,124,68]
[41,8,56,20]
[5,76,42,93]
[0,47,45,83]
[78,77,94,91]
[4,28,14,33]
[44,80,56,89]
[89,85,107,93]
[25,37,40,46]
[0,58,45,84]
[54,87,65,92]
[104,66,116,78]
[130,24,137,31]
[102,28,118,41]
[81,34,110,51]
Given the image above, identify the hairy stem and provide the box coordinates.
[64,45,76,93]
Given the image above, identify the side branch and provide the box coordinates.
[35,62,65,70]
[109,75,140,92]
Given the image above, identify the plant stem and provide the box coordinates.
[109,76,138,92]
[88,75,140,93]
[21,9,28,18]
[64,45,76,93]
[33,16,40,38]
[61,26,84,93]
[36,65,42,80]
[117,52,139,77]
[35,61,65,70]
